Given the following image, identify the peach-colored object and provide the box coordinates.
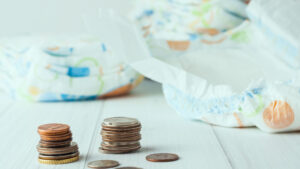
[263,100,294,129]
[99,76,144,98]
[167,40,190,51]
[197,28,219,36]
[100,84,133,98]
[233,112,244,128]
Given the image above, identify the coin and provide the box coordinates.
[39,152,79,160]
[146,153,179,162]
[37,142,78,155]
[39,139,72,148]
[103,117,140,127]
[38,123,70,135]
[87,160,119,168]
[99,147,140,154]
[40,133,72,141]
[38,155,79,165]
[101,141,139,146]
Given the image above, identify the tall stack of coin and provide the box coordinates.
[37,123,80,164]
[100,117,141,154]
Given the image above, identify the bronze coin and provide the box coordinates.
[37,142,78,155]
[38,123,70,135]
[146,153,179,162]
[38,152,79,160]
[40,131,71,138]
[39,138,72,144]
[40,135,72,142]
[87,160,119,168]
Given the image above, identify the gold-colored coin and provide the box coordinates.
[38,155,79,164]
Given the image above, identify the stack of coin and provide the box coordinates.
[37,123,80,164]
[100,117,141,154]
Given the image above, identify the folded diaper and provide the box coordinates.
[0,35,143,101]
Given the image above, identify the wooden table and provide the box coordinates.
[0,80,300,169]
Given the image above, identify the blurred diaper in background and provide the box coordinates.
[130,0,251,57]
[0,35,143,101]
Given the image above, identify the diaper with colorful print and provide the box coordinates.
[0,35,143,101]
[130,0,250,57]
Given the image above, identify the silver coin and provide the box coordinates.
[102,141,140,146]
[87,160,119,168]
[103,117,140,127]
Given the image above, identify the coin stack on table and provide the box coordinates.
[100,117,142,154]
[37,123,80,164]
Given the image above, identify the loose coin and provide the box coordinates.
[146,153,179,162]
[38,123,70,135]
[87,160,119,168]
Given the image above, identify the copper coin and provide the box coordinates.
[40,134,72,142]
[38,152,79,160]
[87,160,119,168]
[39,138,72,146]
[102,117,140,127]
[146,153,179,162]
[38,123,70,135]
[101,144,141,151]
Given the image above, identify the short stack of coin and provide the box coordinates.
[100,117,141,154]
[37,123,80,164]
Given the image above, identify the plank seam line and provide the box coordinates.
[82,101,105,169]
[211,126,235,169]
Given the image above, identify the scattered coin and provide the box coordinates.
[100,117,142,154]
[87,160,119,168]
[146,153,179,162]
[37,123,79,164]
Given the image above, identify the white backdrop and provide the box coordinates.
[0,0,131,36]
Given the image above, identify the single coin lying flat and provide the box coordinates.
[87,160,119,168]
[146,153,179,162]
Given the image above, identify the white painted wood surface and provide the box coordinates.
[0,80,299,169]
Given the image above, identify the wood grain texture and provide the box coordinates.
[213,126,300,169]
[0,80,299,169]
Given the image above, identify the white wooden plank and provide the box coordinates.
[213,126,300,169]
[0,100,103,169]
[84,80,232,169]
